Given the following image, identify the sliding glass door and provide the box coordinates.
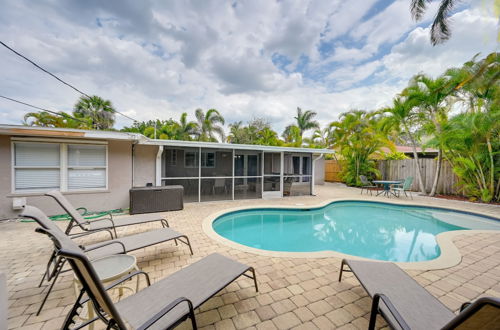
[263,152,282,198]
[284,153,312,196]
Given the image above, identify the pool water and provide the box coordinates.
[212,201,500,262]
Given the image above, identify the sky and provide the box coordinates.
[0,0,498,134]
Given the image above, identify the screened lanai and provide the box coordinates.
[149,141,334,203]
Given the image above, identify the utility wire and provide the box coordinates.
[0,40,138,123]
[0,94,88,124]
[0,41,91,98]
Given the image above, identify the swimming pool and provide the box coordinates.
[212,201,500,262]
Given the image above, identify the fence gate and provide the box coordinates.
[325,160,342,182]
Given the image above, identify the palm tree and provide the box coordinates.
[195,108,225,142]
[294,107,319,138]
[410,0,457,45]
[73,95,116,129]
[257,127,281,146]
[175,112,198,140]
[405,74,454,196]
[23,111,89,128]
[381,97,427,194]
[329,110,390,185]
[282,124,302,147]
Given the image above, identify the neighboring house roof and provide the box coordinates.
[0,124,335,154]
[381,146,438,154]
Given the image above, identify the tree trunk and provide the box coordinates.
[429,148,442,196]
[486,137,494,195]
[405,125,427,195]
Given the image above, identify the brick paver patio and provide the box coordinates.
[1,183,499,329]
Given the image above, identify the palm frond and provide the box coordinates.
[430,0,455,45]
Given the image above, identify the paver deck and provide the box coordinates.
[1,183,499,329]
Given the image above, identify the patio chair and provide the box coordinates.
[21,206,193,315]
[283,177,294,196]
[391,176,414,199]
[45,190,169,238]
[212,178,228,195]
[359,175,378,195]
[339,259,500,330]
[24,212,257,329]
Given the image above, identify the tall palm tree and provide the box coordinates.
[73,95,116,130]
[195,108,225,142]
[175,112,198,140]
[410,0,456,45]
[294,107,319,138]
[405,74,454,196]
[381,97,427,194]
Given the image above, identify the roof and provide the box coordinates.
[0,124,334,154]
[0,124,143,141]
[381,146,438,154]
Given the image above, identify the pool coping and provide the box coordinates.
[201,198,500,271]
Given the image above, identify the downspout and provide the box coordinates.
[311,154,324,196]
[131,143,136,187]
[155,145,164,186]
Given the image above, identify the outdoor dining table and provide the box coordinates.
[372,180,404,197]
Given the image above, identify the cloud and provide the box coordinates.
[0,0,497,136]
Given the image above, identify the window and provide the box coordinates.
[166,149,177,166]
[184,151,198,168]
[184,151,215,168]
[13,141,107,193]
[67,144,107,190]
[13,143,60,192]
[201,152,215,168]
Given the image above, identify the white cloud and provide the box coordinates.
[0,0,497,135]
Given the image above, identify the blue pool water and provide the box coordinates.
[212,201,500,262]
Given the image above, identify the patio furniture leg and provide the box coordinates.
[338,259,352,282]
[177,235,194,255]
[37,258,67,315]
[242,267,259,292]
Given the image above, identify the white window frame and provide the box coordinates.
[184,151,215,168]
[11,140,108,194]
[166,149,177,166]
[184,151,198,168]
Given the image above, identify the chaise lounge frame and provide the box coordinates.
[339,259,500,330]
[23,206,193,316]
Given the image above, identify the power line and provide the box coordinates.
[0,94,88,124]
[0,40,138,122]
[0,41,91,98]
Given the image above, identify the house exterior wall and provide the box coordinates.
[0,135,133,219]
[314,157,325,185]
[133,144,157,187]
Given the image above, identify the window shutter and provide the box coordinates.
[15,143,60,166]
[68,145,106,166]
[15,169,60,191]
[68,169,106,189]
[67,145,106,190]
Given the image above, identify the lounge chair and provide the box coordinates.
[22,206,192,315]
[360,175,378,195]
[339,259,500,330]
[24,207,258,330]
[391,176,414,199]
[45,190,169,238]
